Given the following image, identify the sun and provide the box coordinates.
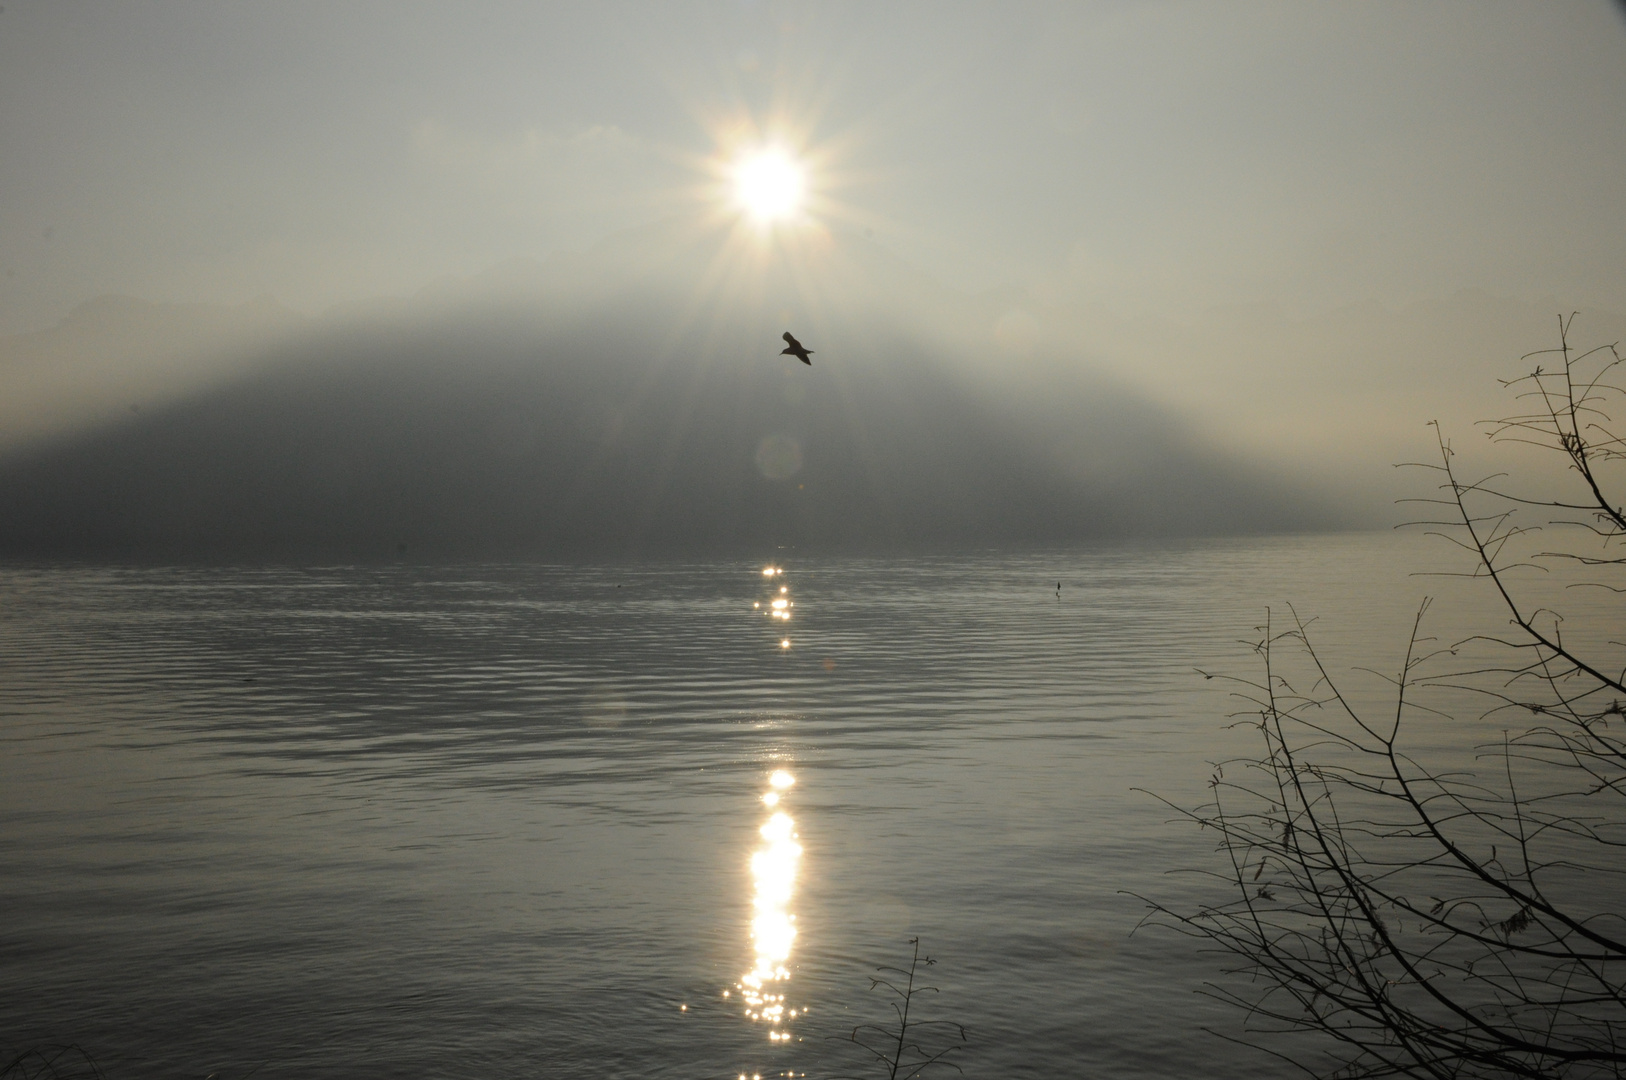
[732,147,806,224]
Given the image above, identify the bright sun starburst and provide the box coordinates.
[732,147,806,224]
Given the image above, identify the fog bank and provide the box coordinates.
[0,236,1342,561]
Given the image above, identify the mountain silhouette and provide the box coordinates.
[0,229,1343,561]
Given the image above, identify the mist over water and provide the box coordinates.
[0,532,1528,1079]
[0,233,1344,563]
[2,6,1622,1077]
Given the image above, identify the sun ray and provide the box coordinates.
[578,48,914,537]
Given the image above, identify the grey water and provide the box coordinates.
[0,533,1517,1079]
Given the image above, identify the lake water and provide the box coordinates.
[0,532,1535,1078]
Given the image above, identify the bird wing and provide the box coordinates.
[782,331,800,348]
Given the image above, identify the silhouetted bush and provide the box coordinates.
[0,1045,104,1080]
[1146,317,1626,1078]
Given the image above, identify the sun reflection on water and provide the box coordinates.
[737,767,802,1042]
[734,568,806,1048]
[756,568,795,628]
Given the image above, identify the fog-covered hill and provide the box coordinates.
[0,231,1343,561]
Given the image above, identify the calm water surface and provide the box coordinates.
[0,533,1515,1078]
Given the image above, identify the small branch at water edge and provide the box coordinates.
[827,938,968,1080]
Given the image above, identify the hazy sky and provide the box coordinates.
[3,1,1625,337]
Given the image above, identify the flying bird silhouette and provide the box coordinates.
[780,332,813,366]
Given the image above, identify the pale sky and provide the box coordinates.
[3,1,1624,337]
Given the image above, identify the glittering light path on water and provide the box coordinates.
[738,768,802,1043]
